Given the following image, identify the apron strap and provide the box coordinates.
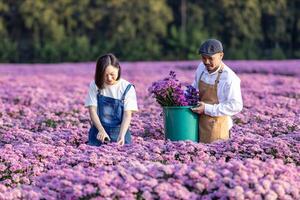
[198,71,205,89]
[121,84,132,101]
[198,65,224,88]
[214,65,224,85]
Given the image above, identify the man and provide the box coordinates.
[191,39,243,143]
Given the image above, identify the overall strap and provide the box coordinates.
[96,90,100,116]
[121,84,132,101]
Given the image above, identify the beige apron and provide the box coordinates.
[198,66,229,143]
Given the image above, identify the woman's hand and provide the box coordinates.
[97,131,110,143]
[191,102,205,114]
[117,110,132,146]
[117,136,125,146]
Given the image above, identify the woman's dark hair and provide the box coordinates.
[94,53,121,89]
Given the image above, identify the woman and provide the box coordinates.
[85,53,138,146]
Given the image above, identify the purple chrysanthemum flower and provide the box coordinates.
[149,71,199,107]
[185,85,200,106]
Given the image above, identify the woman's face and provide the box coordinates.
[104,65,119,85]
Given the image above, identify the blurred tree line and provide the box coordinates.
[0,0,299,62]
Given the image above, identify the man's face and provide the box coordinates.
[201,52,224,73]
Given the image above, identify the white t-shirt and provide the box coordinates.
[85,79,138,111]
[192,62,243,129]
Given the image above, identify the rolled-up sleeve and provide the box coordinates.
[204,77,243,116]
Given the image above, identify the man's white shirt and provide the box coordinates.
[192,62,243,129]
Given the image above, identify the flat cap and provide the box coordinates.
[198,39,223,56]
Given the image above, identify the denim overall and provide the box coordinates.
[88,84,132,146]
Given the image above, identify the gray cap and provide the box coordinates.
[198,39,223,56]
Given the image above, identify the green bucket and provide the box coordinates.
[163,106,199,142]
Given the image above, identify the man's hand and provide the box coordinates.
[191,102,205,114]
[97,131,110,143]
[117,135,125,146]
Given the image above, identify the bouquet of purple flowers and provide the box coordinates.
[148,71,199,107]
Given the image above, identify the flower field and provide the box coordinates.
[0,60,299,199]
